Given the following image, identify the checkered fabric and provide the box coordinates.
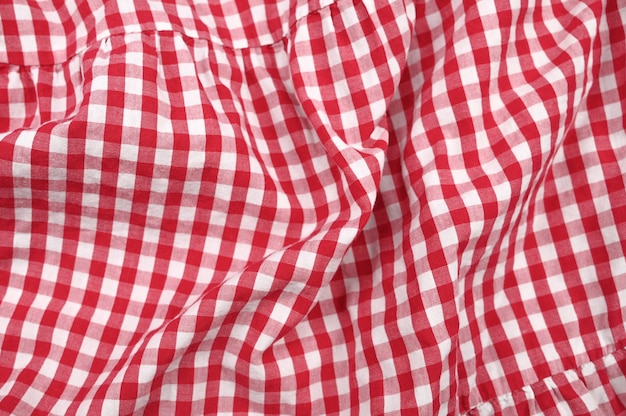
[1,0,625,414]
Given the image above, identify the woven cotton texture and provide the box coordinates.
[1,0,625,414]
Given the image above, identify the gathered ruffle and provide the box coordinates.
[468,346,626,415]
[0,0,341,66]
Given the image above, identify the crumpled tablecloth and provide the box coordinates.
[1,0,625,414]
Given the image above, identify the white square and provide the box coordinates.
[414,381,434,406]
[517,282,536,302]
[120,144,139,162]
[14,386,43,412]
[610,257,626,276]
[130,284,149,303]
[255,332,274,352]
[192,381,208,402]
[465,98,484,118]
[20,320,39,340]
[417,270,437,292]
[569,233,590,254]
[527,313,548,331]
[187,151,206,168]
[48,190,67,204]
[32,292,53,311]
[430,78,448,97]
[557,304,577,324]
[50,32,68,48]
[60,300,82,320]
[48,165,67,182]
[397,315,415,337]
[72,271,89,290]
[51,398,75,416]
[229,324,249,342]
[532,212,549,232]
[167,260,186,279]
[437,225,457,249]
[458,65,479,86]
[425,303,445,327]
[269,302,291,325]
[20,35,38,53]
[484,360,505,381]
[595,328,614,349]
[383,393,401,413]
[459,188,480,208]
[81,193,101,209]
[604,101,622,122]
[182,88,202,107]
[472,130,491,154]
[13,232,31,249]
[143,230,160,244]
[203,235,222,256]
[114,198,133,214]
[90,308,111,326]
[122,108,142,129]
[459,340,475,364]
[76,241,94,260]
[116,173,136,189]
[46,235,64,253]
[154,148,173,165]
[82,168,101,184]
[137,362,157,385]
[99,277,119,298]
[538,243,558,263]
[221,351,239,368]
[37,357,62,382]
[186,118,206,136]
[136,254,154,273]
[351,37,371,60]
[514,351,533,371]
[67,367,90,387]
[275,356,296,377]
[146,202,164,220]
[540,342,561,364]
[349,158,372,181]
[173,2,194,19]
[87,104,109,125]
[546,275,567,293]
[509,139,532,163]
[371,326,389,347]
[0,316,9,338]
[107,248,125,267]
[332,343,348,363]
[303,84,323,102]
[157,114,174,134]
[527,101,550,125]
[151,178,169,193]
[340,109,359,129]
[593,194,612,214]
[321,313,341,335]
[121,314,140,332]
[333,375,350,396]
[492,181,512,202]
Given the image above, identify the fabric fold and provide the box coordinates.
[467,346,626,415]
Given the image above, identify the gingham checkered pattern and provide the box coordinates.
[1,0,625,414]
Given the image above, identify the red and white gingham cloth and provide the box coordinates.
[1,0,625,414]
